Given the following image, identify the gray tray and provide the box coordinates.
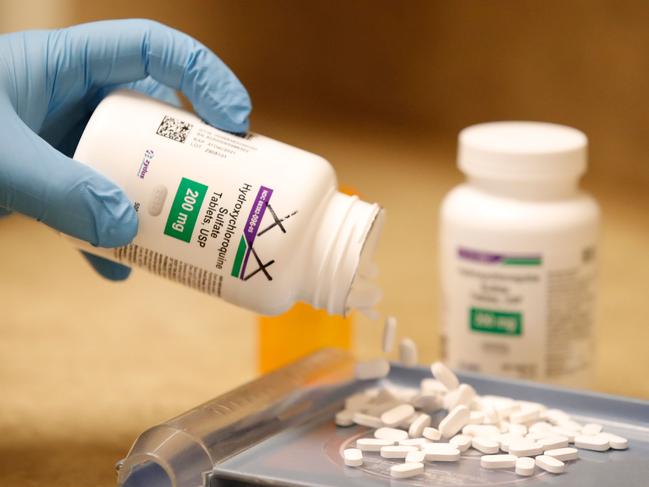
[210,363,649,486]
[117,349,649,487]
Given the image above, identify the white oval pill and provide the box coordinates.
[481,403,500,424]
[374,427,408,441]
[449,434,472,452]
[463,424,500,437]
[456,384,476,407]
[373,387,399,404]
[469,411,485,424]
[365,399,401,417]
[516,400,547,413]
[355,359,390,380]
[545,447,579,461]
[582,423,603,435]
[399,438,430,447]
[423,443,461,462]
[409,414,431,438]
[509,423,528,436]
[391,462,424,479]
[510,406,541,424]
[352,412,383,428]
[439,405,471,438]
[480,454,517,469]
[423,426,441,441]
[535,454,566,474]
[356,438,394,451]
[497,433,524,452]
[397,412,419,429]
[538,435,569,450]
[574,434,610,451]
[382,316,397,353]
[386,385,418,403]
[444,383,476,410]
[405,450,426,463]
[551,426,577,443]
[335,409,355,427]
[526,431,548,441]
[600,432,629,450]
[515,456,535,476]
[343,448,363,467]
[482,395,516,418]
[420,378,447,394]
[543,409,571,425]
[381,404,415,427]
[412,392,444,412]
[345,392,373,412]
[380,445,418,458]
[399,338,418,366]
[472,437,500,454]
[147,184,168,216]
[529,421,553,434]
[431,362,459,390]
[509,439,543,457]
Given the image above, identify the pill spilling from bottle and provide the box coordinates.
[338,317,629,479]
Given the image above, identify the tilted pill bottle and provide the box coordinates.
[440,122,599,386]
[72,91,384,316]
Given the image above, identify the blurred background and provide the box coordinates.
[1,1,648,485]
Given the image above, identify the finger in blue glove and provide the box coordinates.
[0,19,252,280]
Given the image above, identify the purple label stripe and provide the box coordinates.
[458,247,504,264]
[240,186,273,277]
[458,247,541,265]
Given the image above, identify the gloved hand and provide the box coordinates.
[0,19,251,280]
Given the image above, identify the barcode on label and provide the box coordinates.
[156,115,193,143]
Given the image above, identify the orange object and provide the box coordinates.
[258,302,353,373]
[257,185,358,373]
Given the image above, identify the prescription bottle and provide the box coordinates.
[440,122,599,386]
[72,91,383,316]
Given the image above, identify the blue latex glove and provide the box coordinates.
[0,19,251,280]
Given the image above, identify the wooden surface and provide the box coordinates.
[1,119,648,486]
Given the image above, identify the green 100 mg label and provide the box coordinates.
[470,307,522,336]
[164,177,208,242]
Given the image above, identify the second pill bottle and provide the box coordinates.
[440,122,600,386]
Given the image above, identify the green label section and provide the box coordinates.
[502,257,542,266]
[470,308,522,336]
[231,236,247,277]
[164,177,208,243]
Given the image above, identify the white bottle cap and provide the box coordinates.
[458,121,587,181]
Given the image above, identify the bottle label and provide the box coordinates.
[73,95,315,313]
[443,244,596,382]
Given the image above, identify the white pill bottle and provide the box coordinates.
[440,122,599,386]
[73,91,383,316]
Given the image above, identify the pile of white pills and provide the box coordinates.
[338,318,629,479]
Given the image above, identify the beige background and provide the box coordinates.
[1,1,648,485]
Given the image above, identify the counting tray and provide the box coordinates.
[119,349,649,487]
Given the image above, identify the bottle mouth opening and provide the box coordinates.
[343,206,385,318]
[309,193,384,316]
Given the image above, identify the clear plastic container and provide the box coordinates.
[115,348,356,487]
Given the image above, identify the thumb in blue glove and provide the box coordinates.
[0,19,251,280]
